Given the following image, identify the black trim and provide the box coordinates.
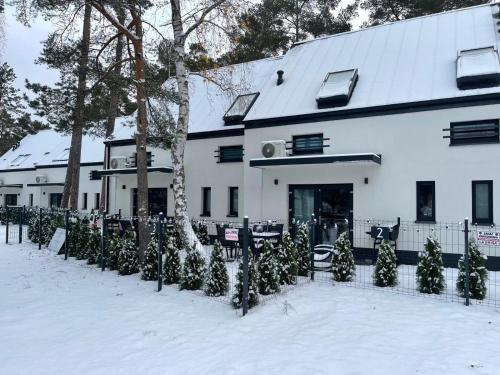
[104,138,135,146]
[95,166,173,177]
[0,167,34,173]
[446,119,499,146]
[472,180,494,225]
[187,128,244,140]
[216,145,244,163]
[244,93,500,128]
[291,133,325,155]
[228,186,239,217]
[416,181,436,222]
[316,69,358,108]
[0,162,103,173]
[0,184,23,188]
[27,183,65,187]
[223,92,260,125]
[201,187,211,217]
[249,153,381,167]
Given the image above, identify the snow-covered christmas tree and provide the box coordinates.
[180,244,206,290]
[198,222,210,246]
[373,240,398,287]
[86,226,101,265]
[232,256,259,309]
[141,234,159,281]
[205,240,229,296]
[76,220,90,260]
[68,219,81,257]
[163,236,182,284]
[106,231,121,270]
[457,238,488,300]
[276,232,298,285]
[257,240,280,294]
[416,236,445,294]
[331,231,356,282]
[27,213,39,243]
[117,230,139,276]
[296,224,311,277]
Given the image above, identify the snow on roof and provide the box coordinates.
[245,3,500,122]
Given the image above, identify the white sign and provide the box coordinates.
[477,230,500,246]
[48,228,66,253]
[225,228,238,242]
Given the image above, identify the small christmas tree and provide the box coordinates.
[86,226,101,265]
[276,232,298,285]
[205,240,229,296]
[106,231,121,270]
[141,234,159,281]
[163,236,182,284]
[76,220,90,260]
[416,236,445,294]
[457,238,488,300]
[180,244,206,290]
[117,230,139,276]
[198,222,210,246]
[232,256,259,309]
[373,240,398,287]
[257,240,280,295]
[27,214,39,243]
[331,231,356,282]
[68,219,81,257]
[296,224,311,277]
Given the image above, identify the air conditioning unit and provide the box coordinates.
[36,175,48,184]
[110,156,128,169]
[261,140,287,158]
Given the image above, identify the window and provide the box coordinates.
[228,187,238,217]
[49,193,62,208]
[82,193,88,210]
[448,120,499,146]
[52,148,70,162]
[416,181,435,222]
[130,152,153,167]
[223,93,259,124]
[472,181,493,225]
[29,194,33,207]
[457,47,500,90]
[292,134,325,155]
[94,193,100,210]
[5,194,17,206]
[218,145,243,163]
[201,187,211,216]
[316,69,358,108]
[10,154,31,167]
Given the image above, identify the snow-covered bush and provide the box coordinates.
[118,230,139,276]
[141,234,159,281]
[163,236,181,284]
[106,231,121,271]
[457,238,488,300]
[27,214,39,243]
[86,226,101,265]
[205,240,229,296]
[257,240,280,295]
[373,240,398,287]
[76,220,90,260]
[276,232,298,285]
[416,236,445,294]
[68,219,81,257]
[232,256,259,309]
[180,244,206,290]
[296,224,311,277]
[331,231,355,282]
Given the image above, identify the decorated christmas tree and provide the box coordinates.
[373,240,398,287]
[232,256,259,309]
[296,224,311,277]
[257,240,280,295]
[457,238,488,300]
[141,234,159,281]
[86,226,101,265]
[180,244,206,290]
[205,240,229,296]
[276,232,298,285]
[416,236,445,294]
[331,231,356,282]
[163,236,182,284]
[118,230,139,276]
[198,222,210,246]
[106,231,121,271]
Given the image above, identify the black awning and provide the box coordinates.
[249,153,382,168]
[0,184,23,188]
[27,183,65,187]
[95,166,173,177]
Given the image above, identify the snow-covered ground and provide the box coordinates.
[1,231,500,374]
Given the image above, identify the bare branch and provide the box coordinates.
[89,1,139,43]
[183,0,227,39]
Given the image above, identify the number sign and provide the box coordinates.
[225,228,239,242]
[477,230,500,246]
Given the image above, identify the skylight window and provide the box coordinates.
[456,47,500,90]
[52,148,70,162]
[10,154,31,167]
[223,93,259,125]
[316,69,358,108]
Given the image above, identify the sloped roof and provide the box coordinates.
[245,3,500,122]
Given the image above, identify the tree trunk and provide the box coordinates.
[61,2,92,210]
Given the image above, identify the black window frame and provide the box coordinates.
[94,193,100,210]
[472,180,493,225]
[29,194,33,207]
[201,187,211,217]
[223,92,260,125]
[218,145,244,163]
[228,187,239,217]
[292,133,325,155]
[130,152,153,167]
[416,181,436,223]
[49,193,62,208]
[82,193,88,210]
[5,194,18,206]
[448,119,499,146]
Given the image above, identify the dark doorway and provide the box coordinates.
[132,188,168,216]
[5,194,18,207]
[289,184,353,245]
[49,193,62,208]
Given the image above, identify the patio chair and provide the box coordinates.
[216,224,237,260]
[314,244,334,272]
[267,223,284,245]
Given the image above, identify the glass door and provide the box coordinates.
[133,188,168,216]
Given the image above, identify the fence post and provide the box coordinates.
[64,210,69,260]
[38,207,42,250]
[157,213,164,292]
[242,216,249,316]
[18,206,23,243]
[464,218,470,306]
[101,216,107,271]
[5,207,9,244]
[310,214,315,281]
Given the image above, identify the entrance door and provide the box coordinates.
[133,188,168,216]
[49,193,62,208]
[289,184,353,245]
[5,194,18,207]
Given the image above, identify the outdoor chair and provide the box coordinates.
[313,244,334,272]
[216,224,238,260]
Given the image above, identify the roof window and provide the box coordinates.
[316,69,358,108]
[223,93,259,125]
[10,154,31,167]
[456,47,500,90]
[52,148,70,162]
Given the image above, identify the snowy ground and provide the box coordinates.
[1,231,500,374]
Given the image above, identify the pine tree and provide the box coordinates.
[198,222,210,246]
[374,240,398,287]
[205,240,229,296]
[28,214,40,243]
[416,236,445,294]
[457,238,488,300]
[276,232,298,285]
[86,226,101,265]
[76,220,90,260]
[257,240,280,295]
[163,236,181,284]
[180,244,206,290]
[68,219,81,257]
[106,231,121,271]
[118,230,139,276]
[332,231,356,282]
[296,224,311,277]
[142,234,159,281]
[232,256,259,309]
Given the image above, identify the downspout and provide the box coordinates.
[105,143,111,214]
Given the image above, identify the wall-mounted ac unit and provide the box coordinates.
[261,140,287,158]
[35,175,48,184]
[110,156,128,169]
